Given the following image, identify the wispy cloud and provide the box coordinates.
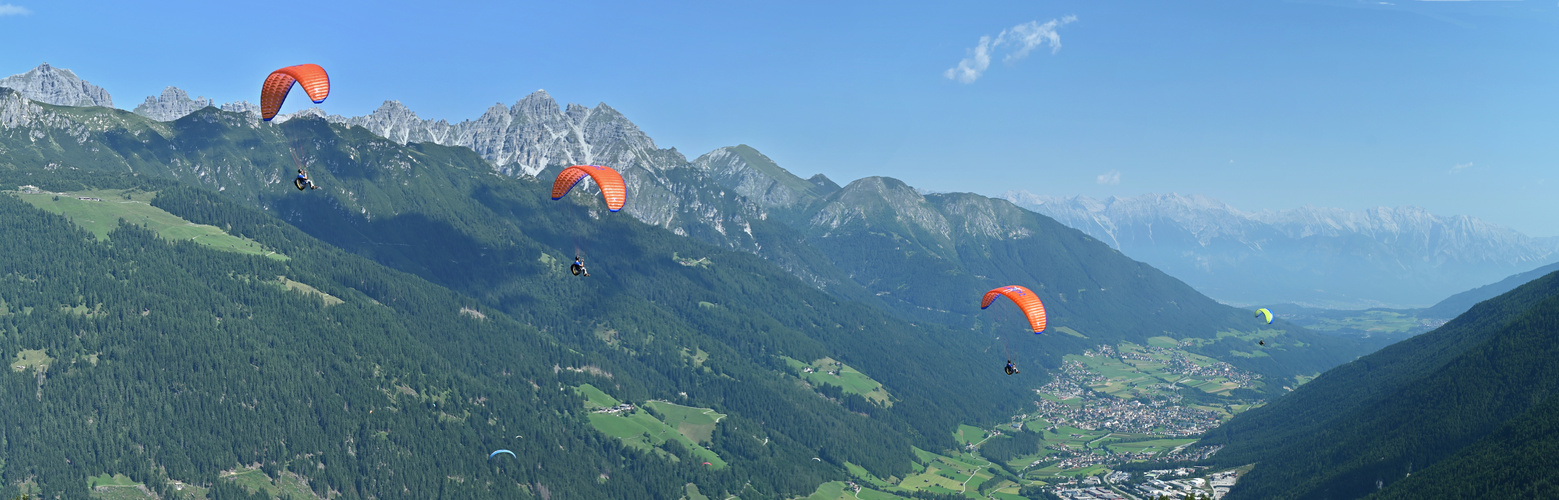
[1448,162,1475,174]
[0,4,30,16]
[945,16,1077,84]
[1097,170,1121,185]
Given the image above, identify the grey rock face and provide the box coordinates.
[221,100,261,119]
[328,91,668,178]
[691,145,829,211]
[323,92,766,254]
[810,177,950,239]
[0,63,114,108]
[133,87,214,121]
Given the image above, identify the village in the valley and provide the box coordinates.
[992,340,1266,499]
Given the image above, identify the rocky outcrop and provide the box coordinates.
[133,87,213,121]
[327,91,670,178]
[0,63,113,108]
[221,100,261,119]
[691,145,830,211]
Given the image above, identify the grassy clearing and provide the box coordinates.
[221,467,319,499]
[801,481,850,499]
[682,482,711,500]
[576,385,728,470]
[575,383,621,409]
[672,252,712,268]
[681,347,709,366]
[15,189,286,260]
[87,474,155,500]
[1052,326,1087,338]
[781,356,893,406]
[88,474,140,487]
[892,447,997,497]
[11,348,52,373]
[273,276,344,306]
[645,400,725,443]
[955,424,989,446]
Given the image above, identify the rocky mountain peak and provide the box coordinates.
[319,89,670,177]
[132,86,213,121]
[515,90,560,120]
[807,174,841,193]
[220,100,261,119]
[811,177,951,240]
[692,145,831,211]
[0,63,114,108]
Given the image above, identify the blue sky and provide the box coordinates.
[3,0,1557,235]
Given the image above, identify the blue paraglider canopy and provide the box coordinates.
[489,449,517,460]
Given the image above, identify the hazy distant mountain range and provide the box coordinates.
[1007,191,1559,308]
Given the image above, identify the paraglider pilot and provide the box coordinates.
[1004,360,1020,375]
[296,169,318,190]
[571,255,591,277]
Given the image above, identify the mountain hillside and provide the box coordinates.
[0,100,1056,498]
[1198,268,1559,499]
[0,77,1373,395]
[1420,260,1559,319]
[1007,191,1559,309]
[0,185,694,499]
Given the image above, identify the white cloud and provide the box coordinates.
[945,16,1077,84]
[0,4,30,16]
[943,36,993,84]
[1448,162,1474,173]
[1097,170,1121,185]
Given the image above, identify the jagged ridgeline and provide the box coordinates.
[1199,270,1559,499]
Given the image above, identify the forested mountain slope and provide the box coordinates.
[0,191,692,499]
[1373,395,1559,499]
[1198,270,1559,499]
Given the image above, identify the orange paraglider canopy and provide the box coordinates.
[981,285,1047,334]
[261,64,330,121]
[551,165,627,212]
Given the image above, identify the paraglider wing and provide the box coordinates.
[488,449,517,460]
[981,285,1047,334]
[551,165,627,211]
[1255,308,1274,325]
[261,64,331,121]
